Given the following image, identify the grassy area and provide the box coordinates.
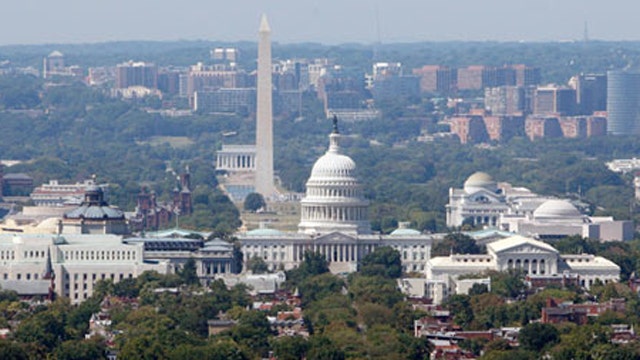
[138,136,194,149]
[240,201,301,232]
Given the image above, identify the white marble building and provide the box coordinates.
[425,235,620,304]
[446,172,633,241]
[500,199,633,241]
[237,121,438,274]
[446,172,554,228]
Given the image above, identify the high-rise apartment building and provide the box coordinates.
[513,65,541,87]
[211,48,239,63]
[484,86,525,115]
[607,70,640,135]
[412,65,457,94]
[115,61,158,89]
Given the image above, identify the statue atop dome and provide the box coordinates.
[332,114,339,134]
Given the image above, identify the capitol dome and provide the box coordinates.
[533,199,582,220]
[298,117,371,235]
[309,151,356,179]
[464,172,498,194]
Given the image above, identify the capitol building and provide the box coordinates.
[237,122,438,274]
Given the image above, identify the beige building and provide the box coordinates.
[0,233,169,303]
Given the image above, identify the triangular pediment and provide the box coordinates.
[488,236,558,255]
[498,244,557,255]
[315,231,357,243]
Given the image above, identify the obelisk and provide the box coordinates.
[255,14,275,197]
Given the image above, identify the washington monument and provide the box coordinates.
[255,14,276,197]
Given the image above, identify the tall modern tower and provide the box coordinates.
[607,70,640,135]
[255,14,276,196]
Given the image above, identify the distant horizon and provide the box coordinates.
[0,1,639,46]
[5,37,640,49]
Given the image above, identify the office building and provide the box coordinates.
[607,70,640,135]
[574,73,607,115]
[533,86,577,116]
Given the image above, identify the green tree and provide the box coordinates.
[518,323,559,353]
[348,275,403,308]
[0,339,28,360]
[228,311,274,358]
[179,258,200,285]
[433,232,481,256]
[243,192,266,212]
[271,336,309,360]
[246,255,269,274]
[359,246,402,278]
[306,336,345,360]
[444,294,474,328]
[53,339,106,360]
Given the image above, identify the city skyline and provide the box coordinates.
[1,0,639,46]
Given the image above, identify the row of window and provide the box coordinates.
[64,272,133,282]
[306,187,360,198]
[0,251,15,260]
[4,273,41,280]
[404,264,425,272]
[403,252,426,260]
[63,250,136,261]
[23,250,46,259]
[247,251,286,262]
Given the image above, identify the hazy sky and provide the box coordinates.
[0,0,637,45]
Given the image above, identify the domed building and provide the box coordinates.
[502,199,633,241]
[237,119,438,274]
[532,199,585,221]
[447,172,512,228]
[463,172,499,194]
[62,186,129,235]
[298,123,371,235]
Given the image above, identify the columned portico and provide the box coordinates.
[216,145,257,171]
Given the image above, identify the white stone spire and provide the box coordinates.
[255,14,276,197]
